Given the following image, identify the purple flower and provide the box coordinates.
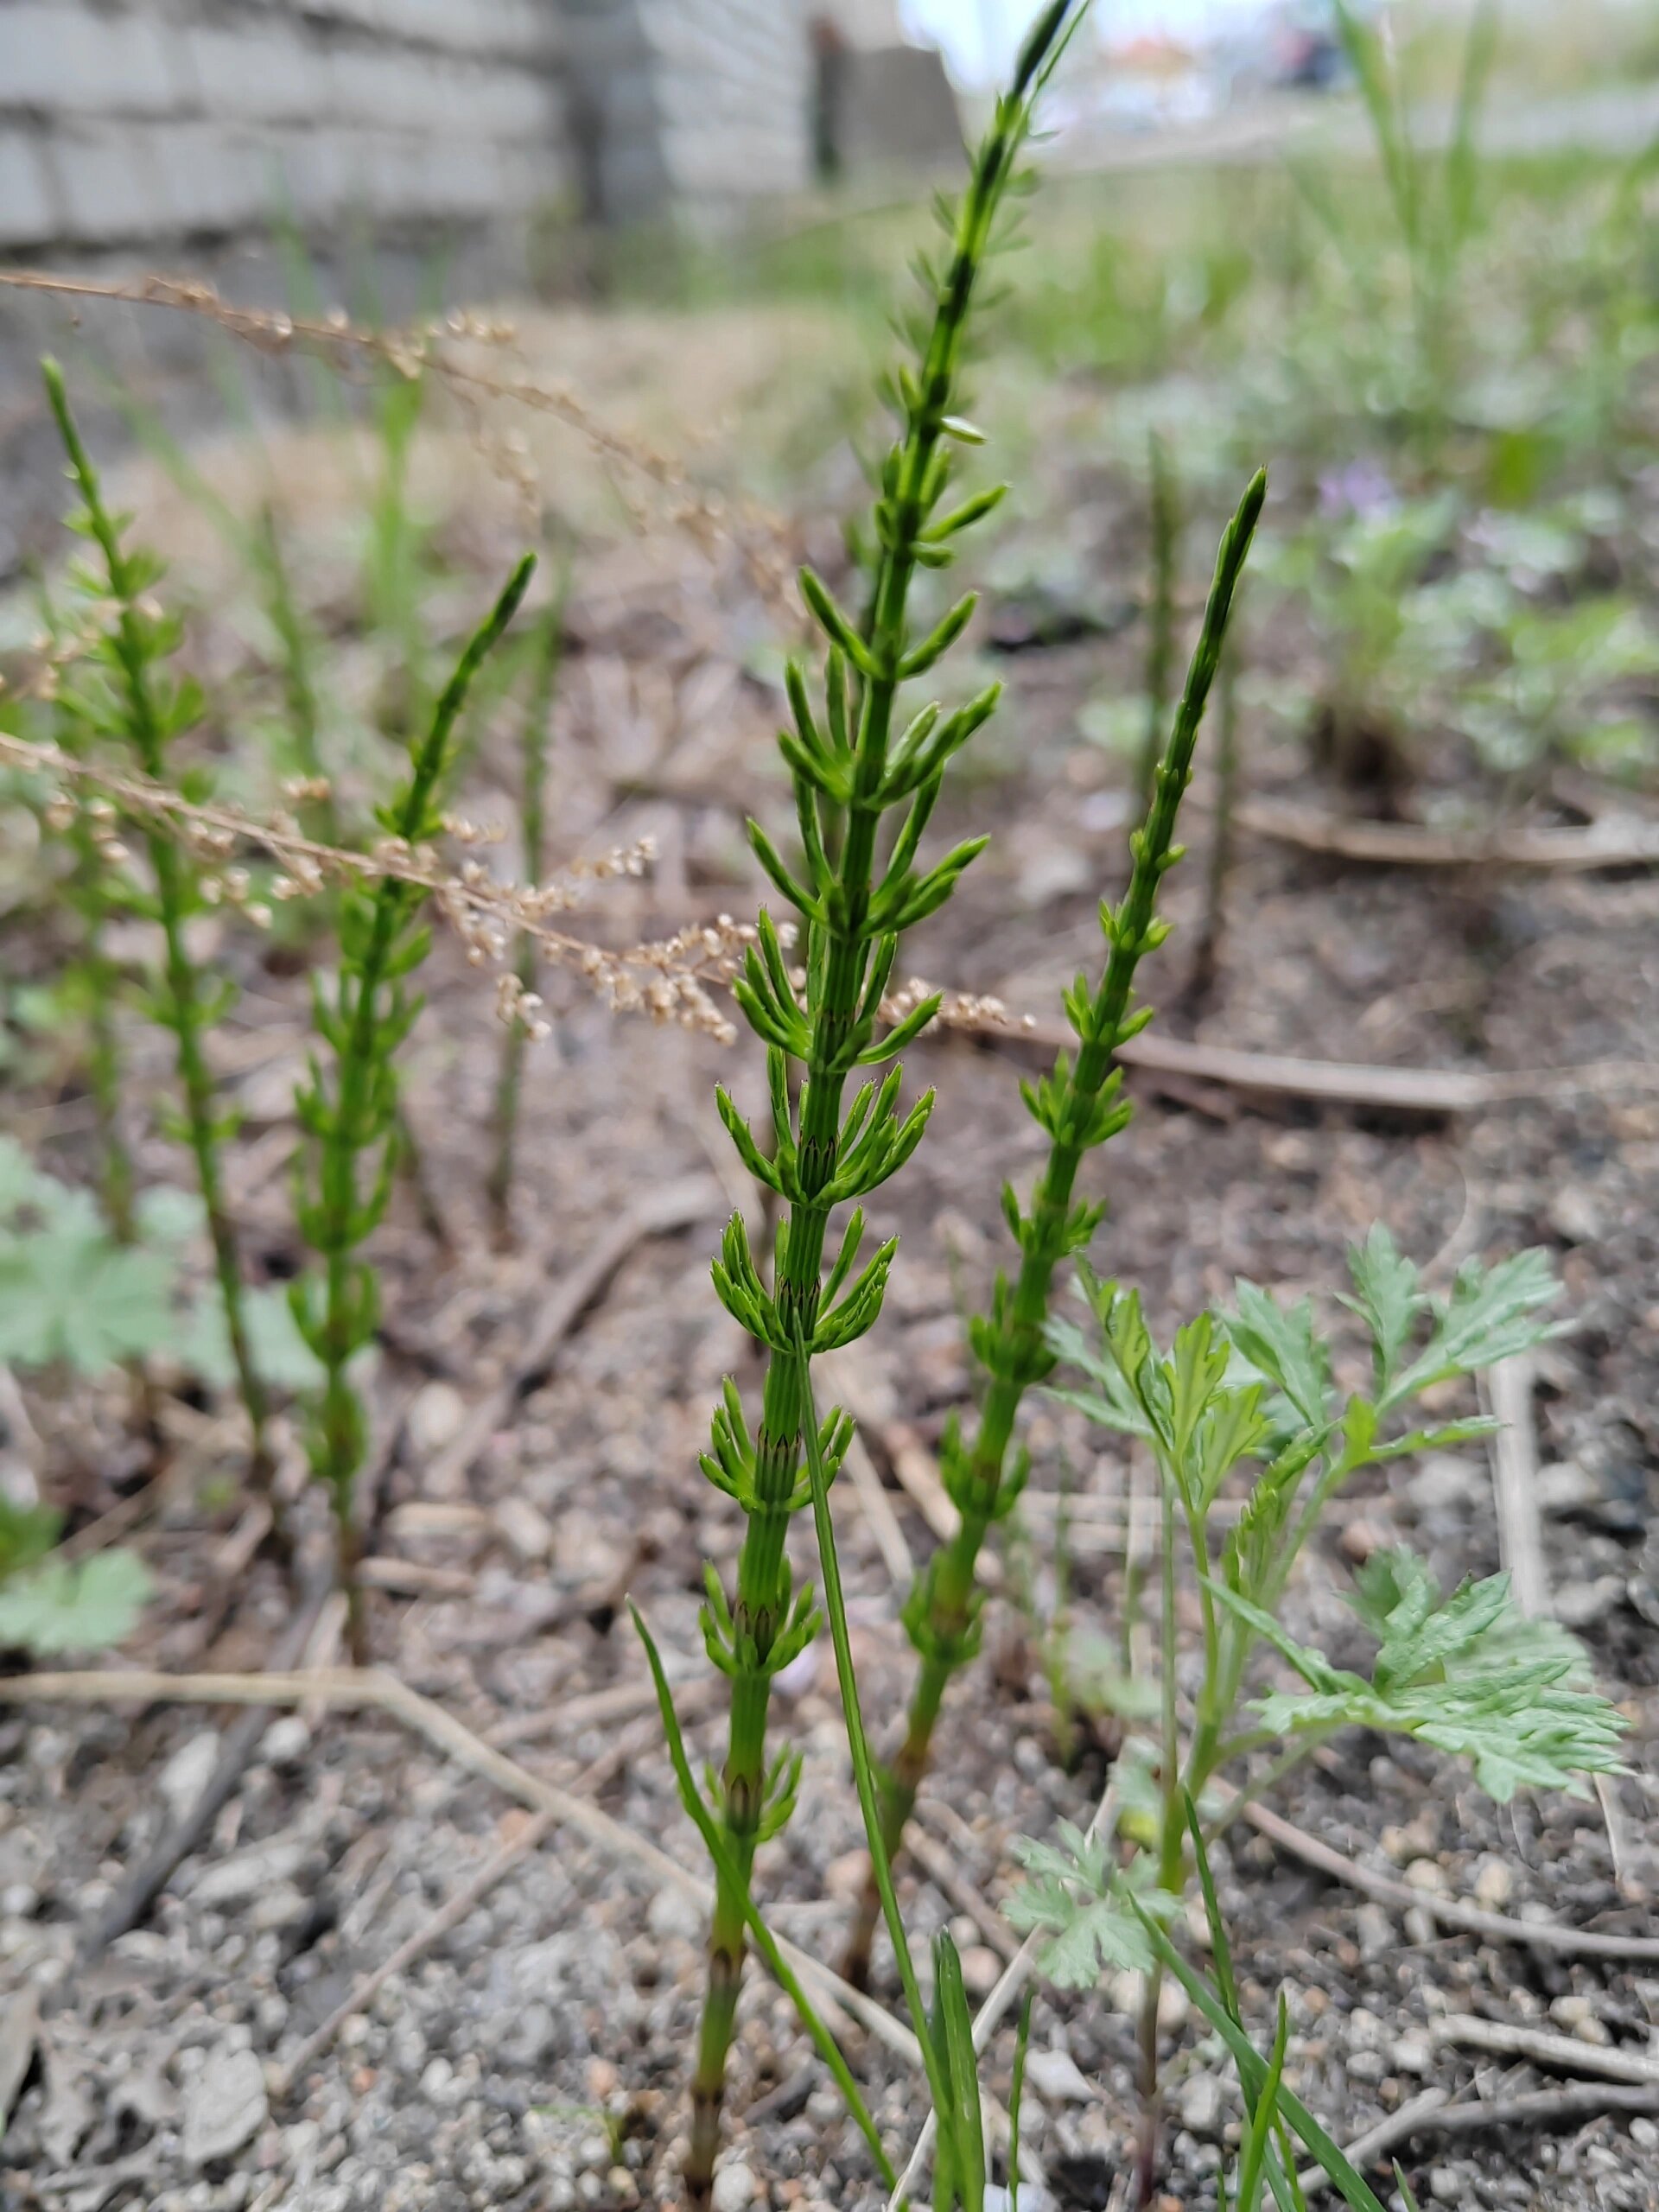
[1317,460,1397,519]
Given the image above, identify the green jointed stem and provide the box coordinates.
[1135,432,1179,815]
[845,471,1266,1987]
[43,359,271,1487]
[293,555,534,1659]
[489,581,567,1232]
[684,9,1090,2197]
[632,1599,896,2190]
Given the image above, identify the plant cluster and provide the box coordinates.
[0,10,1643,2210]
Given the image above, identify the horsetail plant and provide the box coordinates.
[667,9,1093,2198]
[489,575,568,1237]
[1134,431,1180,815]
[43,359,274,1499]
[291,555,534,1661]
[842,468,1266,1993]
[1185,635,1239,1017]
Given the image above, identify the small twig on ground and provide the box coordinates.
[3,1665,932,2090]
[1237,1799,1659,1964]
[1296,2088,1451,2197]
[906,1812,1020,1964]
[1433,2014,1659,2086]
[1487,1353,1548,1615]
[1486,1356,1637,1886]
[1230,795,1659,872]
[1406,2082,1659,2135]
[80,1573,332,1957]
[485,1671,715,1751]
[421,1177,719,1495]
[842,1430,916,1591]
[276,1803,560,2098]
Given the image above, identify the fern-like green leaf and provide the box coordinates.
[0,1548,152,1654]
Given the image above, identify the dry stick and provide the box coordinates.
[1009,1020,1659,1116]
[421,1176,719,1496]
[1433,2015,1659,2087]
[1229,795,1659,872]
[81,1573,332,1958]
[1486,1353,1637,1886]
[276,1802,560,2097]
[12,736,1657,1117]
[1299,2080,1659,2196]
[280,1709,661,2095]
[1295,2087,1451,2198]
[906,1815,1020,1964]
[1397,2082,1659,2137]
[1235,1800,1659,1965]
[5,1665,962,2095]
[1487,1353,1548,1615]
[842,1430,917,1591]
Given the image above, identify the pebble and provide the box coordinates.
[1547,1186,1600,1245]
[493,1496,554,1562]
[1472,1859,1514,1909]
[1178,2073,1221,2133]
[1405,1858,1448,1894]
[958,1943,1001,1998]
[192,1838,308,1907]
[1407,1456,1484,1510]
[407,1381,468,1471]
[257,1716,310,1768]
[1355,1904,1395,1961]
[711,2162,755,2212]
[1536,1461,1602,1516]
[182,2046,268,2168]
[1554,1576,1624,1629]
[1631,2119,1658,2151]
[985,2189,1056,2212]
[159,1732,221,1825]
[1024,2047,1097,2104]
[1391,2035,1431,2075]
[645,1885,704,1944]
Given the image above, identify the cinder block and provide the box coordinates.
[0,124,60,246]
[2,6,186,118]
[45,121,175,242]
[180,24,324,127]
[147,120,277,237]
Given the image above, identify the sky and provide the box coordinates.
[899,0,1276,84]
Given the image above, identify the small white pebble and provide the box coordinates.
[711,2162,754,2212]
[1472,1859,1514,1910]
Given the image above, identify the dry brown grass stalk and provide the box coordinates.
[0,269,791,601]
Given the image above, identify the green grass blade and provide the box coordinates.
[1130,1901,1392,2212]
[1183,1789,1240,2024]
[794,1329,962,2178]
[1008,1988,1033,2212]
[1236,1994,1292,2212]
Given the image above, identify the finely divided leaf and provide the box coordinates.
[0,1548,152,1654]
[1339,1224,1427,1391]
[1006,1820,1166,1990]
[1225,1281,1332,1433]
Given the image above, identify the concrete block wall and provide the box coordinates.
[0,0,569,254]
[562,0,811,226]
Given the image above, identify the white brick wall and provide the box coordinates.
[0,0,568,251]
[0,0,818,252]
